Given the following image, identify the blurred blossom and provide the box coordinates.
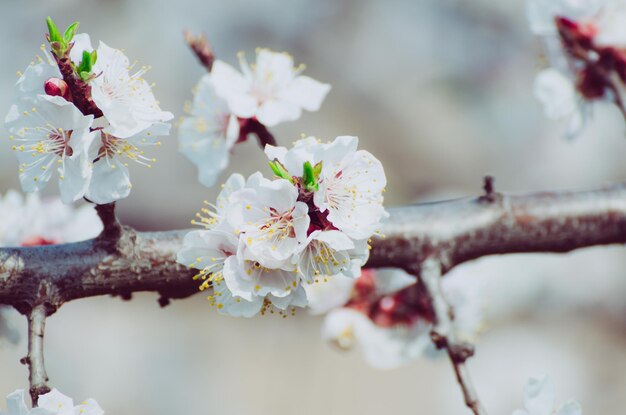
[512,376,582,415]
[1,389,104,415]
[319,268,484,369]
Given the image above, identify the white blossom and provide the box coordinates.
[5,96,96,203]
[227,172,309,269]
[72,34,173,139]
[513,376,582,415]
[210,49,331,127]
[1,389,104,415]
[179,74,240,188]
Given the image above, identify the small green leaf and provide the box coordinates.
[79,71,92,81]
[303,161,314,186]
[78,50,92,73]
[46,17,61,43]
[90,50,98,65]
[268,161,293,182]
[313,161,323,180]
[63,22,79,44]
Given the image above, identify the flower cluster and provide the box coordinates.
[177,135,386,317]
[527,0,626,137]
[315,268,483,369]
[4,19,172,204]
[512,376,582,415]
[1,389,104,415]
[179,49,331,187]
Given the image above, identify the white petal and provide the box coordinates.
[73,399,104,415]
[533,69,578,120]
[278,76,331,111]
[372,268,417,296]
[523,376,555,415]
[86,157,131,204]
[37,389,74,415]
[256,99,301,127]
[5,390,28,415]
[555,401,583,415]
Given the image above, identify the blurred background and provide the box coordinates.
[1,0,626,413]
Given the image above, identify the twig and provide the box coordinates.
[415,258,487,415]
[23,304,50,406]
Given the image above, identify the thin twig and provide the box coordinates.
[24,304,50,406]
[417,258,487,415]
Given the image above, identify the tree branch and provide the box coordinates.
[23,304,50,406]
[414,258,486,415]
[0,182,624,311]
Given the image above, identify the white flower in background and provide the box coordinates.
[0,189,101,247]
[533,68,590,139]
[179,74,240,188]
[323,308,432,369]
[71,33,173,139]
[85,122,170,204]
[227,172,309,269]
[211,48,331,127]
[513,376,582,415]
[5,96,96,203]
[304,274,356,315]
[1,389,104,415]
[321,268,484,369]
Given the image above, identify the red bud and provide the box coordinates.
[44,78,70,100]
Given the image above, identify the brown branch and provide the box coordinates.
[0,182,624,312]
[413,258,487,415]
[22,304,50,406]
[240,118,278,148]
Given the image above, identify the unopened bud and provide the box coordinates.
[44,77,70,100]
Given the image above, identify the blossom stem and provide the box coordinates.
[24,304,51,406]
[94,202,124,252]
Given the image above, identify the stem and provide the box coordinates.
[26,304,50,406]
[417,258,488,415]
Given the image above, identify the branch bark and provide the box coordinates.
[0,182,625,311]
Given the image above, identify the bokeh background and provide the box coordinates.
[1,0,626,414]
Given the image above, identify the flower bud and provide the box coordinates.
[44,77,70,100]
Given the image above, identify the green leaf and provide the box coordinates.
[63,22,79,44]
[313,161,323,180]
[79,71,92,81]
[46,17,61,43]
[303,161,314,186]
[78,50,92,73]
[268,161,292,182]
[90,50,98,65]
